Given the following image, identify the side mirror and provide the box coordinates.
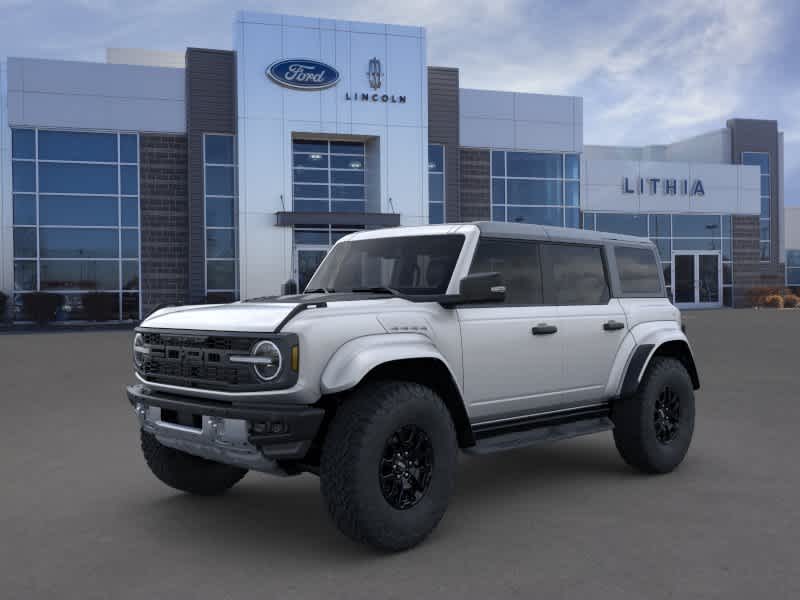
[440,272,506,307]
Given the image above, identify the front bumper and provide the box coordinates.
[127,384,325,473]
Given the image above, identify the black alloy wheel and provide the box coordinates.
[653,385,681,444]
[379,425,434,510]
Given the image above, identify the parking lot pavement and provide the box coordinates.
[1,309,799,599]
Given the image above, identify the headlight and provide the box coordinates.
[133,333,148,368]
[250,340,282,381]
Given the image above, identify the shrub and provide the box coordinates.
[783,294,800,309]
[0,291,7,322]
[762,294,784,309]
[21,292,62,325]
[83,292,118,321]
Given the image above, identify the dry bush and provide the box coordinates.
[762,294,784,309]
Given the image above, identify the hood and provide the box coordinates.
[141,302,299,333]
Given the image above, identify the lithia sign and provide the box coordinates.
[267,57,406,103]
[623,177,705,196]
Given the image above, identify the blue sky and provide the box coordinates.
[2,0,798,203]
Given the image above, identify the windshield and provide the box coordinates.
[305,234,465,296]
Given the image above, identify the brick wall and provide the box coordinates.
[459,148,491,222]
[139,134,189,316]
[732,215,785,307]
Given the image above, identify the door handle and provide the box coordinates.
[603,320,625,331]
[532,323,558,335]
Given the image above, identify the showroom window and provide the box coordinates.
[11,128,140,321]
[490,151,580,228]
[204,134,238,302]
[787,250,800,287]
[429,144,445,224]
[292,140,365,213]
[742,152,770,261]
[584,212,733,306]
[293,226,364,291]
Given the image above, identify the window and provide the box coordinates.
[615,246,663,296]
[743,152,770,261]
[469,239,543,305]
[11,128,140,321]
[543,244,609,305]
[204,134,238,300]
[787,250,800,286]
[428,144,445,224]
[293,225,363,291]
[292,140,365,213]
[491,151,580,228]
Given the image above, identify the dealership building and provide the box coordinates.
[0,11,795,321]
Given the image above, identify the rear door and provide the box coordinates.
[541,243,627,405]
[457,238,565,421]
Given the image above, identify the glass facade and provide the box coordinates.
[490,151,580,228]
[293,225,363,291]
[11,128,140,320]
[787,250,800,286]
[428,144,444,224]
[204,134,238,302]
[742,152,770,261]
[584,212,733,306]
[292,140,365,213]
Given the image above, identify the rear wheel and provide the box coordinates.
[320,380,458,551]
[613,357,695,474]
[140,430,247,495]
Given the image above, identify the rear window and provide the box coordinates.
[542,243,610,305]
[615,246,663,296]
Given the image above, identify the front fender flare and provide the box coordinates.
[320,333,459,395]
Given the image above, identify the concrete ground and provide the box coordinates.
[1,309,799,599]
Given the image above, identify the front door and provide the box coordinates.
[672,252,721,308]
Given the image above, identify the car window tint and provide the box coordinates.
[543,243,610,305]
[615,246,663,295]
[469,238,543,305]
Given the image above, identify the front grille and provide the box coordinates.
[139,332,262,392]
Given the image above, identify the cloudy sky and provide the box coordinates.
[2,0,798,203]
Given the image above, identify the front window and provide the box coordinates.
[742,152,770,261]
[204,134,238,302]
[428,144,445,223]
[305,235,465,296]
[292,140,366,213]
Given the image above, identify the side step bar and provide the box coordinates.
[466,404,613,455]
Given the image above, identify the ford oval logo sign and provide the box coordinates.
[266,59,340,90]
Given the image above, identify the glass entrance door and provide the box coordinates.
[672,252,721,308]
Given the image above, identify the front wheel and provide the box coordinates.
[320,381,458,551]
[612,357,695,474]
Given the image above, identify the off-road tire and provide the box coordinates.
[613,357,695,474]
[320,380,458,551]
[140,430,247,495]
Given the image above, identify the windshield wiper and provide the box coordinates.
[350,286,402,296]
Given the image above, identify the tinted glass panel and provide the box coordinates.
[295,199,328,212]
[122,261,139,290]
[595,213,647,237]
[12,129,35,159]
[429,173,444,203]
[40,195,118,226]
[207,261,236,290]
[648,214,671,238]
[506,180,562,205]
[38,131,117,162]
[122,230,138,258]
[122,293,140,319]
[469,239,543,305]
[12,161,35,192]
[121,198,139,227]
[120,134,138,163]
[616,247,662,295]
[205,135,235,164]
[14,228,37,257]
[742,152,769,174]
[787,250,800,267]
[761,197,770,218]
[673,214,721,237]
[294,168,329,184]
[507,206,562,226]
[207,229,236,258]
[39,163,117,194]
[40,260,119,290]
[330,141,364,155]
[544,244,610,305]
[14,261,36,290]
[13,194,36,225]
[428,145,444,172]
[565,181,580,207]
[760,242,770,260]
[492,179,505,205]
[40,228,118,258]
[672,238,721,252]
[507,152,562,178]
[652,238,671,261]
[294,230,330,245]
[492,206,505,222]
[760,175,770,196]
[206,197,234,227]
[787,268,800,285]
[205,166,235,196]
[429,202,444,225]
[491,151,505,176]
[565,154,580,179]
[331,155,364,169]
[583,213,595,230]
[331,185,365,200]
[722,215,732,238]
[332,170,364,185]
[565,207,580,229]
[121,165,138,195]
[294,184,328,199]
[293,153,329,168]
[331,201,365,213]
[293,140,328,154]
[760,220,770,240]
[723,262,732,285]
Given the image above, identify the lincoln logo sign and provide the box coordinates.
[623,177,705,196]
[266,59,340,90]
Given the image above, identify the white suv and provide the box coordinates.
[128,222,699,551]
